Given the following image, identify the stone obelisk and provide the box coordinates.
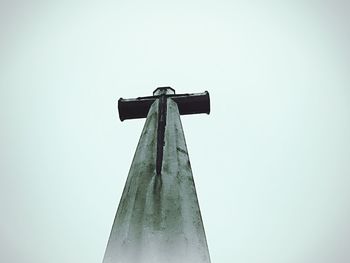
[103,87,211,263]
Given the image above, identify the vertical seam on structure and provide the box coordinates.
[156,94,167,176]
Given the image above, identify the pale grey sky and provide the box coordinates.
[1,1,350,263]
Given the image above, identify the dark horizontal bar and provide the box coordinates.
[118,91,210,121]
[171,91,210,116]
[118,97,156,121]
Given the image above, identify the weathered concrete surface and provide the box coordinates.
[103,99,211,263]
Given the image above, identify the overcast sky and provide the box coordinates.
[1,1,350,263]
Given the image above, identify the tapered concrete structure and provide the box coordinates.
[103,98,210,263]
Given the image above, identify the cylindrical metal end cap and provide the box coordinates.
[205,91,211,115]
[118,98,125,121]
